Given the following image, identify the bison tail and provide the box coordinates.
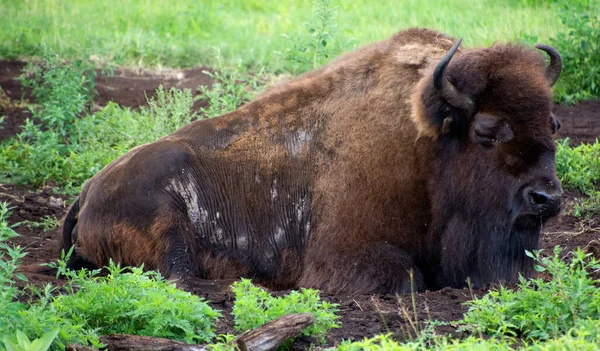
[61,197,98,271]
[62,197,80,254]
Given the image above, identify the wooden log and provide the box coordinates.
[65,313,315,351]
[103,334,207,351]
[236,313,315,351]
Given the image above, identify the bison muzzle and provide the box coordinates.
[62,28,563,294]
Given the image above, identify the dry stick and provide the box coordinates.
[544,222,600,237]
[66,313,315,351]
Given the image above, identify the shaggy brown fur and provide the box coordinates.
[62,28,563,294]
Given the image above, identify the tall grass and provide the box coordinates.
[0,0,562,71]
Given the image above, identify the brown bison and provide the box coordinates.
[62,28,563,294]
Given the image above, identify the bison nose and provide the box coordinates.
[527,189,562,217]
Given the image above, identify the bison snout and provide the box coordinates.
[525,186,562,218]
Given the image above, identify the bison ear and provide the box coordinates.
[470,113,514,147]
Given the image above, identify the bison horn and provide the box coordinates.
[433,38,474,112]
[535,44,562,87]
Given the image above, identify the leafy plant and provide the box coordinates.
[549,1,600,104]
[20,49,96,137]
[48,260,221,344]
[198,48,265,119]
[0,202,28,332]
[206,334,238,351]
[555,139,600,194]
[21,215,60,232]
[1,243,220,350]
[555,139,600,218]
[231,278,339,344]
[1,82,196,192]
[460,246,600,341]
[570,191,600,219]
[2,329,60,351]
[280,0,355,73]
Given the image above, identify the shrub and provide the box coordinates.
[20,49,96,137]
[0,85,196,192]
[550,1,599,104]
[555,139,600,218]
[2,329,60,351]
[49,261,221,344]
[231,279,339,343]
[279,0,355,73]
[460,247,600,341]
[198,48,265,119]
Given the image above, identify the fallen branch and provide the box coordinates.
[66,313,315,351]
[236,312,315,351]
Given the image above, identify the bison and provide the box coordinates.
[61,28,563,294]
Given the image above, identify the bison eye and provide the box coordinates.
[471,113,514,147]
[550,115,561,134]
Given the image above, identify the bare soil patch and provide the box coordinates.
[1,59,599,348]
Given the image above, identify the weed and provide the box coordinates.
[198,48,265,119]
[206,334,238,351]
[48,260,221,344]
[336,325,600,350]
[231,278,339,344]
[460,246,600,341]
[570,191,600,220]
[21,215,60,232]
[20,49,96,137]
[549,1,600,104]
[555,139,600,194]
[2,329,60,351]
[1,82,196,192]
[0,202,27,297]
[4,259,220,350]
[555,139,600,219]
[280,0,355,73]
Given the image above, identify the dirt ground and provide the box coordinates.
[1,59,599,348]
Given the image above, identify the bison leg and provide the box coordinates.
[158,226,240,293]
[300,242,424,294]
[158,225,204,288]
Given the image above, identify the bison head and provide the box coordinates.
[414,40,563,288]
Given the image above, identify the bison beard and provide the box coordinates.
[61,28,563,294]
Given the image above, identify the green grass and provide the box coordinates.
[0,0,563,72]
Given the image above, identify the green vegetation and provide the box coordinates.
[2,329,59,351]
[232,279,339,343]
[336,247,600,350]
[1,206,338,350]
[0,48,260,193]
[1,251,221,349]
[461,247,600,340]
[548,1,600,104]
[199,48,265,119]
[280,0,355,73]
[556,139,600,194]
[555,139,600,218]
[336,332,600,351]
[0,0,562,72]
[50,261,221,344]
[1,1,599,350]
[21,215,60,232]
